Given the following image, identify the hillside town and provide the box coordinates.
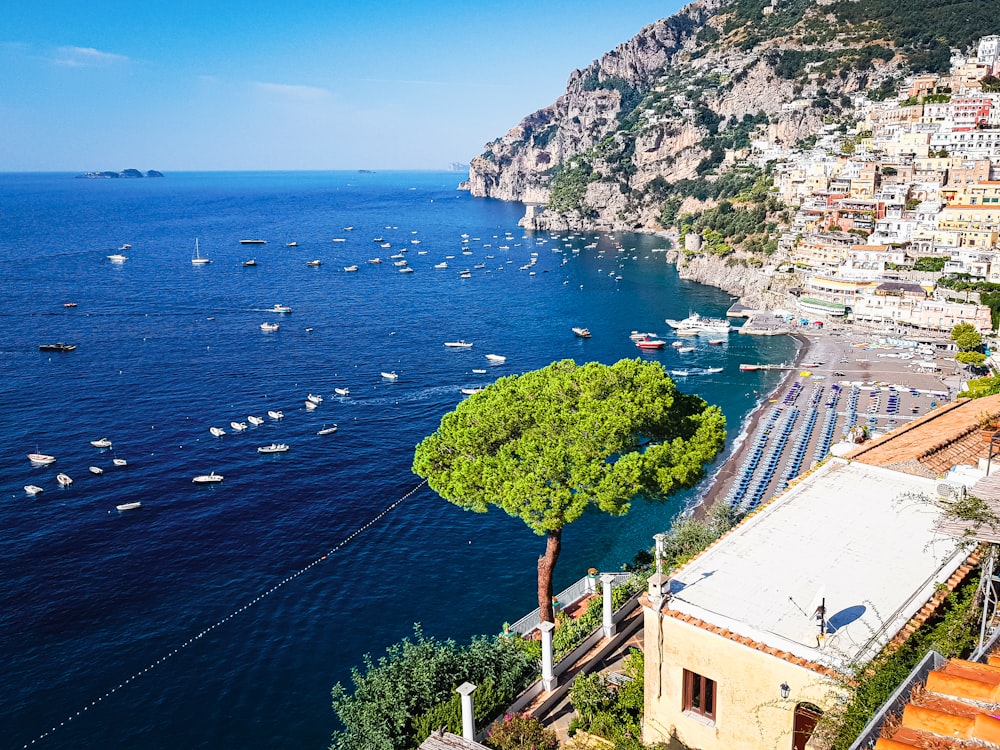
[735,35,1000,336]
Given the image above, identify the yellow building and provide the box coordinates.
[937,205,1000,248]
[642,459,971,750]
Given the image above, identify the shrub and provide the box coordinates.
[486,713,559,750]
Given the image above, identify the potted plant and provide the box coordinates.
[979,411,1000,442]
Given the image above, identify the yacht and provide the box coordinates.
[269,304,292,314]
[192,472,224,484]
[257,443,289,454]
[664,313,731,335]
[191,238,211,265]
[210,427,226,437]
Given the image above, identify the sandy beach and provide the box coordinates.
[693,322,958,520]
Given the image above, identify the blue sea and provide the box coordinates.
[0,171,797,750]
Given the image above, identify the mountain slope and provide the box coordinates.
[468,0,1000,230]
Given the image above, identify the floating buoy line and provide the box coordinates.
[21,478,428,748]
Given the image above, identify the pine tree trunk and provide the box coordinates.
[537,528,562,623]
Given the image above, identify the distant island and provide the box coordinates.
[448,162,469,173]
[76,169,164,179]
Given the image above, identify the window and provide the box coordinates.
[683,669,717,721]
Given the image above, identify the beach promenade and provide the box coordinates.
[698,323,961,517]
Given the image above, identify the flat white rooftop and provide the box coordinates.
[667,459,966,671]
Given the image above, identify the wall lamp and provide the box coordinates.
[780,682,790,700]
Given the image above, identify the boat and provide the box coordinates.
[671,341,684,348]
[191,238,211,265]
[629,331,657,341]
[63,302,78,308]
[89,465,104,475]
[192,472,224,484]
[344,265,359,272]
[670,369,691,377]
[25,485,44,496]
[459,271,471,279]
[56,473,73,487]
[434,262,448,269]
[444,340,474,348]
[572,327,592,338]
[257,443,289,454]
[39,343,76,352]
[112,458,128,467]
[230,421,248,431]
[107,253,128,263]
[677,346,695,353]
[268,304,292,314]
[334,387,350,396]
[367,258,382,264]
[485,354,506,363]
[247,415,264,426]
[120,244,132,250]
[243,259,257,267]
[305,400,317,410]
[461,388,483,395]
[307,393,323,404]
[393,259,408,266]
[316,425,339,435]
[210,427,226,437]
[306,259,322,266]
[664,313,731,335]
[380,242,391,248]
[240,239,267,245]
[27,453,56,465]
[260,322,280,332]
[399,266,414,273]
[286,241,298,247]
[704,367,723,374]
[116,501,141,511]
[381,371,398,380]
[90,438,113,448]
[635,339,666,350]
[472,368,487,374]
[267,410,284,420]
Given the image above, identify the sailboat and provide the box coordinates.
[192,238,211,265]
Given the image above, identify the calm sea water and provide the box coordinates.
[0,171,797,749]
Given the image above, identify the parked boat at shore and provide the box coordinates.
[665,312,731,335]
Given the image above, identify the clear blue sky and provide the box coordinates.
[1,1,684,171]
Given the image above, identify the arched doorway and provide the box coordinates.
[792,702,823,750]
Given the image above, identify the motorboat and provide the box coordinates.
[461,388,483,395]
[39,343,76,352]
[629,331,657,341]
[399,266,414,273]
[230,421,248,431]
[635,339,666,350]
[286,241,298,247]
[472,369,487,374]
[63,302,78,308]
[90,438,113,448]
[107,253,128,263]
[113,458,128,467]
[485,354,506,363]
[459,271,471,279]
[444,340,473,348]
[704,367,724,374]
[572,327,592,338]
[671,341,684,348]
[664,313,731,335]
[56,473,73,487]
[393,260,408,266]
[260,322,280,332]
[307,393,323,404]
[671,369,691,377]
[334,387,350,396]
[210,426,226,437]
[305,400,317,410]
[247,415,264,426]
[344,265,359,272]
[267,410,284,420]
[316,425,339,435]
[269,304,292,314]
[381,371,398,380]
[708,339,726,345]
[306,259,322,266]
[367,258,382,264]
[89,466,104,475]
[677,346,695,353]
[435,262,448,269]
[240,239,267,245]
[192,472,224,484]
[191,238,211,265]
[116,501,142,511]
[28,453,56,465]
[257,443,289,454]
[25,485,44,495]
[243,259,257,267]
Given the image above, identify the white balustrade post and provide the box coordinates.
[456,681,477,741]
[539,621,558,691]
[601,573,617,639]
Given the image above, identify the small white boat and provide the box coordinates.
[485,354,506,363]
[708,339,725,345]
[24,484,44,496]
[307,393,323,404]
[240,239,267,245]
[461,388,483,395]
[27,453,56,465]
[671,369,691,377]
[243,259,257,267]
[90,438,113,449]
[344,265,359,272]
[444,340,473,348]
[393,259,408,266]
[287,241,299,247]
[267,410,284,420]
[116,501,142,511]
[334,387,350,396]
[572,327,592,338]
[89,465,104,475]
[671,341,684,348]
[191,238,211,265]
[472,368,487,374]
[367,258,382,264]
[107,253,128,263]
[230,421,248,431]
[260,322,280,332]
[434,262,448,269]
[247,415,264,426]
[704,367,724,374]
[381,371,398,380]
[316,425,339,435]
[192,472,224,484]
[460,271,471,279]
[257,443,289,454]
[112,458,128,467]
[630,331,657,341]
[56,473,73,487]
[210,426,226,437]
[677,346,695,353]
[269,304,292,314]
[305,400,318,410]
[307,259,322,267]
[399,266,414,273]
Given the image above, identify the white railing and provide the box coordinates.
[507,571,634,635]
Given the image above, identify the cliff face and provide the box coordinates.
[467,0,904,230]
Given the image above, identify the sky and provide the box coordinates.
[1,1,686,171]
